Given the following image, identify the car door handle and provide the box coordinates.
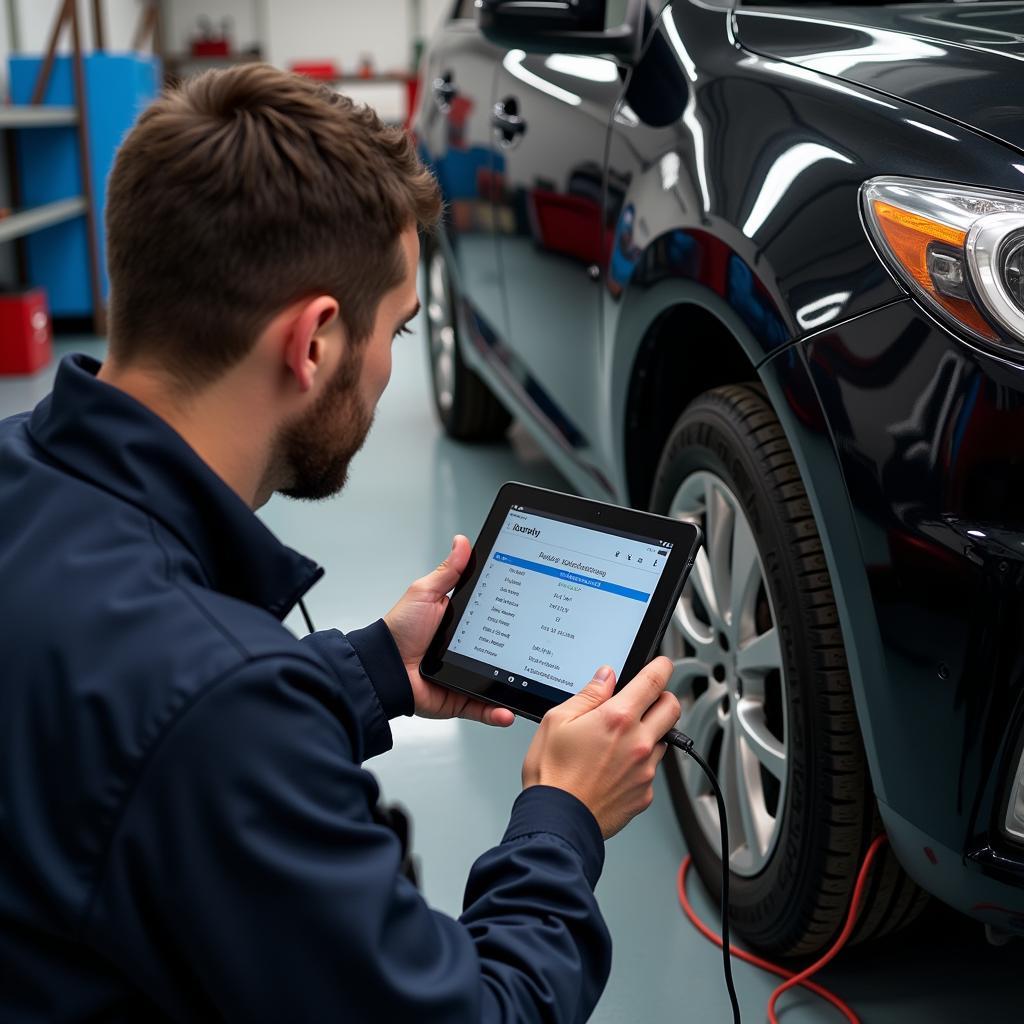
[433,75,457,110]
[492,101,526,142]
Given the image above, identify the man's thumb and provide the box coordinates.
[563,666,616,717]
[426,534,470,594]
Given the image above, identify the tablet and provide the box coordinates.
[420,482,703,722]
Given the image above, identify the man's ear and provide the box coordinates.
[283,295,341,393]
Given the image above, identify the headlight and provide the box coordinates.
[861,177,1024,355]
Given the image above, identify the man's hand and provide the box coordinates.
[521,658,680,839]
[384,535,515,728]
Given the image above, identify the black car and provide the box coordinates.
[413,0,1024,955]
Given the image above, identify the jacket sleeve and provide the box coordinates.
[80,654,611,1024]
[300,619,413,760]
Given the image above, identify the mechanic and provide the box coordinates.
[0,65,681,1022]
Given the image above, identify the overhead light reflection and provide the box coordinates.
[742,142,853,238]
[544,53,619,83]
[662,10,710,211]
[749,57,898,110]
[503,49,581,106]
[660,152,681,192]
[796,291,852,330]
[904,119,958,142]
[793,29,946,77]
[615,102,639,127]
[663,13,698,82]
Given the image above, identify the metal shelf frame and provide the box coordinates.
[0,197,87,244]
[0,105,78,128]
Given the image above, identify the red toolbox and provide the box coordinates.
[0,289,52,375]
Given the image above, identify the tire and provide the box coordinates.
[653,383,928,958]
[422,237,511,441]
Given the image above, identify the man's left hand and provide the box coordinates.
[384,535,515,728]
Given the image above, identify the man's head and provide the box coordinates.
[103,64,441,502]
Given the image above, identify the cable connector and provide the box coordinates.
[664,728,694,753]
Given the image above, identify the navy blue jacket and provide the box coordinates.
[0,355,612,1023]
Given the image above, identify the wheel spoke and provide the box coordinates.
[679,685,723,795]
[729,512,761,638]
[668,657,708,695]
[716,725,743,858]
[428,257,448,325]
[735,626,781,677]
[732,725,767,860]
[735,697,786,781]
[688,548,723,630]
[704,479,733,624]
[672,593,714,648]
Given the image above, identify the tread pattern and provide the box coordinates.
[659,383,927,956]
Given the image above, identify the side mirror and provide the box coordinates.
[477,0,645,62]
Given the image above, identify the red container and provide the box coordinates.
[191,39,230,57]
[0,289,52,375]
[291,61,338,81]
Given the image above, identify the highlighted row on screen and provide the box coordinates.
[492,551,651,602]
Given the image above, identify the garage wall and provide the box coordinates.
[0,0,455,290]
[163,1,454,123]
[165,0,453,74]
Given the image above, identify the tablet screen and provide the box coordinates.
[446,504,673,701]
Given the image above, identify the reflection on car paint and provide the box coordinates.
[610,210,790,353]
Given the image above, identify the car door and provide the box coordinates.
[417,1,507,340]
[491,49,624,476]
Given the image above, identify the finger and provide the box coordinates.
[455,695,515,728]
[640,689,681,743]
[608,655,673,716]
[558,666,616,721]
[421,535,471,597]
[484,705,516,728]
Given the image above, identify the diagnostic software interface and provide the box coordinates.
[447,505,672,700]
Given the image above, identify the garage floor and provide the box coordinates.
[2,326,1020,1022]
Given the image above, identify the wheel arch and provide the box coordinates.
[620,296,760,510]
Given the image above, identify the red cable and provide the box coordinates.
[676,834,889,1023]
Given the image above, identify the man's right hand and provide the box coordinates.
[521,657,680,839]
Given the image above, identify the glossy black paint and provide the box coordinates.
[737,3,1024,153]
[762,299,1024,926]
[414,0,1024,924]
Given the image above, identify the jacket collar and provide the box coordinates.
[28,354,323,619]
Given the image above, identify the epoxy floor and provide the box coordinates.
[2,329,1020,1022]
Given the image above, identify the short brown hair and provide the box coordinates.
[105,64,442,387]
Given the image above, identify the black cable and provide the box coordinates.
[664,728,742,1024]
[298,597,316,635]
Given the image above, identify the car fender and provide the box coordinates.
[605,211,898,802]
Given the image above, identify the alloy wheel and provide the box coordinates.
[664,470,788,876]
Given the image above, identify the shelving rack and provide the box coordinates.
[1,0,106,330]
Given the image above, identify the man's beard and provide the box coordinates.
[275,348,375,501]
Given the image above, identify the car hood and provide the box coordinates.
[734,3,1024,154]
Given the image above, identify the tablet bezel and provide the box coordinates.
[419,481,702,722]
